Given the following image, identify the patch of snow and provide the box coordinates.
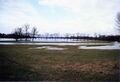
[29,46,66,50]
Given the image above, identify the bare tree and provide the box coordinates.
[76,33,80,40]
[31,27,38,41]
[13,28,19,41]
[53,33,60,39]
[49,33,54,39]
[45,33,50,39]
[116,12,120,41]
[24,24,30,41]
[13,27,23,41]
[116,12,120,33]
[65,33,70,41]
[94,33,98,40]
[17,27,23,40]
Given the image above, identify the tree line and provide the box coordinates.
[0,32,120,42]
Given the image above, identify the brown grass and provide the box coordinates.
[51,61,119,75]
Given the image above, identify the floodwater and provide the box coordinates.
[0,38,85,42]
[0,38,15,41]
[1,38,120,49]
[29,46,66,50]
[0,38,111,46]
[79,42,120,50]
[0,42,111,46]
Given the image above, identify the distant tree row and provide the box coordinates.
[1,32,120,42]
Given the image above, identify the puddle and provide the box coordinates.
[29,46,66,50]
[79,42,120,50]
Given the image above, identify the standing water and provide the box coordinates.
[79,41,120,50]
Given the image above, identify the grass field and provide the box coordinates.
[0,44,120,81]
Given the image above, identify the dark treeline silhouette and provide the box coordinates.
[0,32,120,42]
[0,32,31,41]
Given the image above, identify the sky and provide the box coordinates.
[0,0,120,35]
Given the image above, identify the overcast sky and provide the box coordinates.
[0,0,120,35]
